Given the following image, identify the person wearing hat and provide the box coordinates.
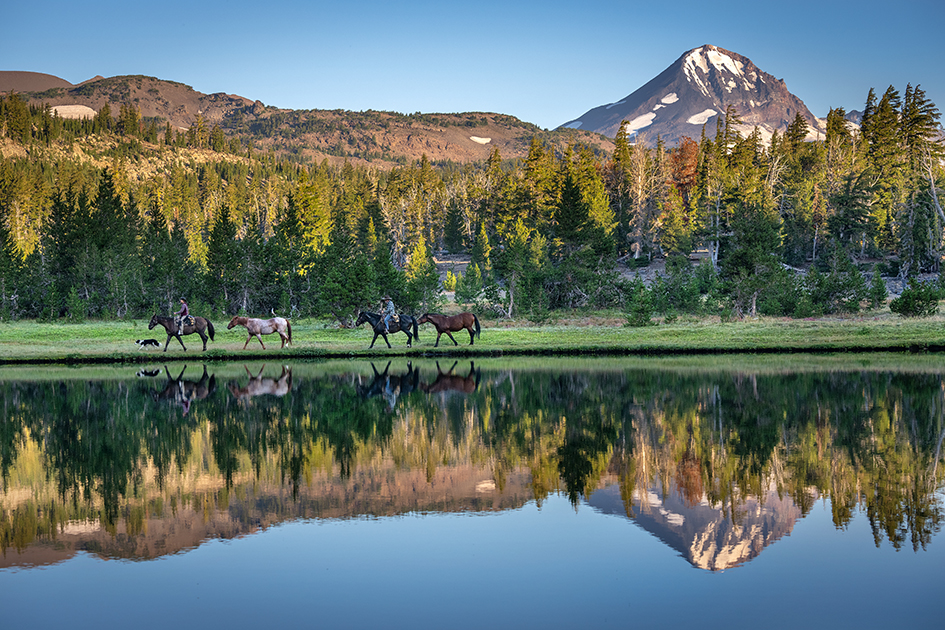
[175,298,189,330]
[381,295,396,333]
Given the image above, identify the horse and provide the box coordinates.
[228,365,293,400]
[148,314,215,352]
[417,312,481,347]
[357,361,420,408]
[354,311,419,349]
[151,364,217,415]
[420,361,481,394]
[227,316,292,349]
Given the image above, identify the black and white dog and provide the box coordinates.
[135,338,161,349]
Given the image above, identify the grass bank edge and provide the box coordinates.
[1,316,945,364]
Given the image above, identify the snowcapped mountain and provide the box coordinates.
[560,45,825,147]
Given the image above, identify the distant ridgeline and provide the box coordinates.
[0,76,942,323]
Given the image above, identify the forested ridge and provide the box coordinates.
[0,84,943,325]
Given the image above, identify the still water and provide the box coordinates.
[1,355,943,629]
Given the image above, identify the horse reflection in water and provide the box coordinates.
[228,365,293,401]
[358,361,420,409]
[151,364,217,415]
[420,361,481,394]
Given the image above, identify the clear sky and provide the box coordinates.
[3,0,942,131]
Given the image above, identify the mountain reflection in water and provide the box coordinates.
[1,357,943,572]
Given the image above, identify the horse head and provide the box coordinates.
[227,316,240,330]
[148,314,159,330]
[417,313,431,325]
[355,311,369,327]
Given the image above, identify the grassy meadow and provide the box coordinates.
[2,310,945,364]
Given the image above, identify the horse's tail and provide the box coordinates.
[287,320,293,344]
[207,319,215,341]
[473,314,481,339]
[412,316,419,341]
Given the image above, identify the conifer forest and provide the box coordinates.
[0,84,942,325]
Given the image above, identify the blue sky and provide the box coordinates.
[3,0,942,130]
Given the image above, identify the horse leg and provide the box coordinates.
[243,336,251,350]
[446,331,458,346]
[383,333,391,349]
[369,332,378,349]
[434,332,442,348]
[176,335,187,351]
[199,330,208,351]
[256,335,266,350]
[163,334,173,352]
[468,326,475,345]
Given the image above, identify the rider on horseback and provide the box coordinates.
[381,296,396,333]
[175,298,190,330]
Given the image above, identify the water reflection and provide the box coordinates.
[150,364,217,415]
[1,357,943,571]
[228,365,293,401]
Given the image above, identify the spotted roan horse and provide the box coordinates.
[227,316,292,349]
[355,311,419,349]
[148,314,215,352]
[417,312,481,347]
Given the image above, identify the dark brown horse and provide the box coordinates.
[151,364,217,415]
[148,314,215,352]
[417,312,481,347]
[227,316,292,349]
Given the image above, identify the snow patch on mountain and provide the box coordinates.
[661,93,679,104]
[687,109,718,125]
[606,100,626,110]
[625,112,657,133]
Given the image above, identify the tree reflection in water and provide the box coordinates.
[0,358,943,568]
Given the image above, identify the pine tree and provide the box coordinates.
[554,169,587,250]
[785,112,809,152]
[205,206,239,313]
[864,86,903,250]
[403,235,439,313]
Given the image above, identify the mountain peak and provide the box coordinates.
[560,45,823,147]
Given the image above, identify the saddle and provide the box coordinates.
[178,315,195,327]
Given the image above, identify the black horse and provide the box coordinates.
[148,314,216,352]
[355,311,419,348]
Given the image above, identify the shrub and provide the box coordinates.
[625,278,654,327]
[867,267,888,310]
[803,251,867,314]
[758,266,802,316]
[889,278,940,318]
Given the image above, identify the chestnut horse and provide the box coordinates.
[417,312,481,347]
[227,315,292,349]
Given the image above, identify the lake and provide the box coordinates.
[1,355,943,629]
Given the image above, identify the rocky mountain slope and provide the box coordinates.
[0,71,613,167]
[560,44,825,147]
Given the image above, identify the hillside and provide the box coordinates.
[1,71,614,167]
